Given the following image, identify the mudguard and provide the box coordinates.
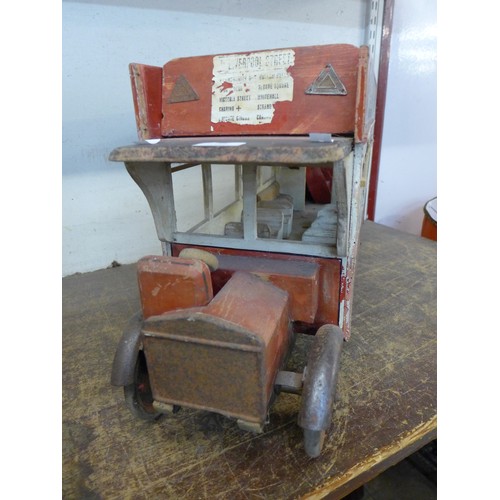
[110,311,143,386]
[298,324,344,431]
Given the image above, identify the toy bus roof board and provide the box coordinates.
[129,44,374,143]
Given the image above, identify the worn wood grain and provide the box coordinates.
[110,136,353,166]
[129,63,163,140]
[62,221,436,499]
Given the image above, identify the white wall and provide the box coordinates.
[62,0,436,276]
[62,0,367,276]
[374,0,437,234]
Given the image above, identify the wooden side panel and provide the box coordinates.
[137,255,213,318]
[129,63,163,140]
[204,272,291,411]
[172,244,342,327]
[207,254,320,323]
[161,45,360,137]
[354,46,376,143]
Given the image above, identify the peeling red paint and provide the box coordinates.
[217,81,233,92]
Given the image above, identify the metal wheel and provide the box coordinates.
[303,429,326,458]
[124,350,161,421]
[298,324,344,458]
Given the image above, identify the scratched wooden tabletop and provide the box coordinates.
[62,221,436,499]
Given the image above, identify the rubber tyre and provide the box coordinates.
[124,350,161,421]
[303,429,326,458]
[178,248,219,271]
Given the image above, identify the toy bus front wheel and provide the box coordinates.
[299,324,344,458]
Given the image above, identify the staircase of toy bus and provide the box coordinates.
[223,180,337,245]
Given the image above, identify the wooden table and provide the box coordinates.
[62,221,436,499]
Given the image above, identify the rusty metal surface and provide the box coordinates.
[144,332,265,423]
[109,136,353,166]
[275,370,304,394]
[298,325,344,432]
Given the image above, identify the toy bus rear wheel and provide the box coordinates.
[124,350,161,421]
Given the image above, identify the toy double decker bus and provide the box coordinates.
[110,44,374,457]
